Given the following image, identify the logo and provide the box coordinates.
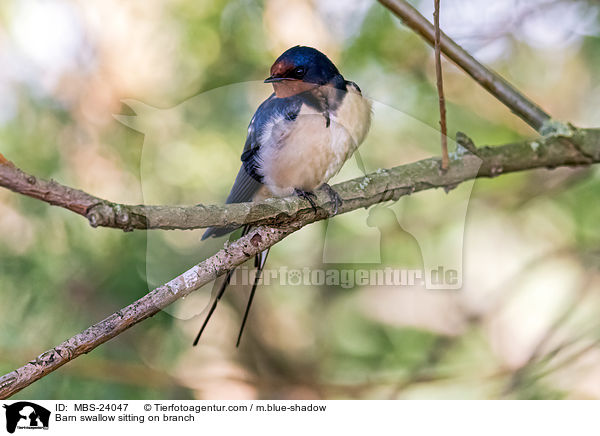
[2,402,50,433]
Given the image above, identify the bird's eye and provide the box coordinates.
[293,67,306,78]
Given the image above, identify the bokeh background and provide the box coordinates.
[1,0,600,399]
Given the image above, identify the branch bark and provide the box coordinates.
[1,127,599,398]
[378,0,552,132]
[1,128,598,235]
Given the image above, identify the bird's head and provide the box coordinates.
[265,46,344,98]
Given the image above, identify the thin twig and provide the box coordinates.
[433,0,449,170]
[1,128,600,398]
[378,0,552,132]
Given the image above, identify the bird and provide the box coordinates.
[193,45,372,347]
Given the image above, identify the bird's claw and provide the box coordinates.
[294,188,318,213]
[321,183,342,215]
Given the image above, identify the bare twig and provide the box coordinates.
[433,0,449,170]
[1,127,600,398]
[378,0,552,131]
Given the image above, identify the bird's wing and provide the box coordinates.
[202,93,302,239]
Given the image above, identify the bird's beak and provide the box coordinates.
[264,76,295,83]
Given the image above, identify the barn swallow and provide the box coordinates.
[194,45,372,347]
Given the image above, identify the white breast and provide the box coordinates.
[259,85,372,197]
[325,84,372,181]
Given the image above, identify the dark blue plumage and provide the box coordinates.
[201,93,304,239]
[269,46,346,90]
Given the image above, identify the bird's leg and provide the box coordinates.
[294,188,318,213]
[320,183,343,215]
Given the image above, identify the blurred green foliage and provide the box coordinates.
[1,0,600,399]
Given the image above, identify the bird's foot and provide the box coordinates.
[294,188,318,213]
[320,183,342,215]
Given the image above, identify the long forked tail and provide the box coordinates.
[192,267,235,346]
[193,226,269,347]
[236,247,269,347]
[193,225,251,346]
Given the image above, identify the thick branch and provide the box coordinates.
[0,223,297,399]
[378,0,552,131]
[1,129,599,234]
[1,127,599,398]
